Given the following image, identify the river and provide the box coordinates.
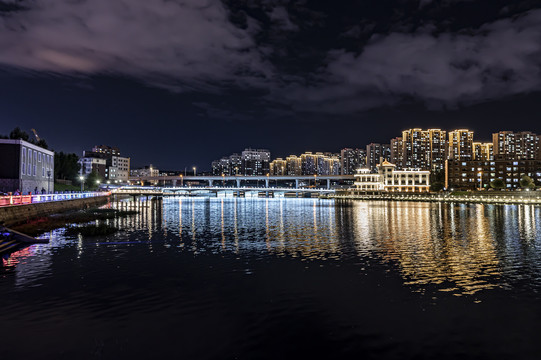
[1,197,541,359]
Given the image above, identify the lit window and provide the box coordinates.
[21,147,26,175]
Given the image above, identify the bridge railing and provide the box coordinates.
[113,186,335,193]
[0,192,111,207]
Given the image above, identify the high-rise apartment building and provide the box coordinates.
[448,129,474,161]
[401,129,428,170]
[270,158,287,175]
[213,150,269,176]
[366,143,390,172]
[241,148,270,176]
[286,155,302,175]
[301,152,319,175]
[492,131,540,160]
[211,157,232,175]
[390,137,403,169]
[340,148,366,175]
[473,142,494,161]
[427,129,447,171]
[399,128,447,171]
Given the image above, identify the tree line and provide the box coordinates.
[2,127,80,183]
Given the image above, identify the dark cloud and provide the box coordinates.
[0,0,273,91]
[321,9,541,109]
[1,0,541,119]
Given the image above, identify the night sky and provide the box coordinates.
[1,0,541,170]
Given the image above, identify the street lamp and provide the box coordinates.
[79,175,85,192]
[478,171,483,190]
[47,170,51,194]
[193,167,196,176]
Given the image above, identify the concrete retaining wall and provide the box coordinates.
[0,195,111,226]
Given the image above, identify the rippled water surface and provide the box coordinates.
[2,198,541,359]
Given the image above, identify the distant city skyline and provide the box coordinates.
[2,1,541,169]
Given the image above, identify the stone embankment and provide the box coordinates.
[0,195,111,227]
[332,191,541,204]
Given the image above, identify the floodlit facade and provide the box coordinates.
[473,142,494,161]
[270,158,287,175]
[399,128,447,171]
[0,139,55,194]
[286,155,302,176]
[354,160,430,193]
[448,129,474,161]
[298,152,340,175]
[353,168,382,191]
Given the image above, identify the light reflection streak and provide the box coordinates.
[4,197,541,297]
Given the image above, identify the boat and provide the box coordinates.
[0,226,49,256]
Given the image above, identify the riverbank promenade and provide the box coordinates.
[0,192,111,207]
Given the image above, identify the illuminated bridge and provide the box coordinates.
[128,175,355,189]
[113,186,336,198]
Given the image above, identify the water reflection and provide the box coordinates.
[2,197,541,296]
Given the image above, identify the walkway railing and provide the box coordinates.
[0,192,111,207]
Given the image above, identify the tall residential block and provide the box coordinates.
[427,129,447,171]
[286,155,302,175]
[366,143,391,172]
[241,148,270,175]
[397,128,447,171]
[448,129,474,161]
[401,129,428,170]
[390,137,403,169]
[340,148,366,175]
[473,142,494,161]
[270,158,287,175]
[492,131,540,160]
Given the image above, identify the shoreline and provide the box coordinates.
[329,192,541,205]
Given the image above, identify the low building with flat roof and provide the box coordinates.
[0,139,55,194]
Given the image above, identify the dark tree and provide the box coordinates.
[490,178,505,190]
[430,182,444,192]
[36,138,49,149]
[9,127,30,141]
[86,171,104,191]
[430,170,445,192]
[519,175,535,189]
[54,152,80,181]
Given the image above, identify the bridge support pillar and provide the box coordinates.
[295,179,299,189]
[209,179,213,187]
[236,179,241,187]
[172,179,177,187]
[327,179,330,189]
[265,179,269,188]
